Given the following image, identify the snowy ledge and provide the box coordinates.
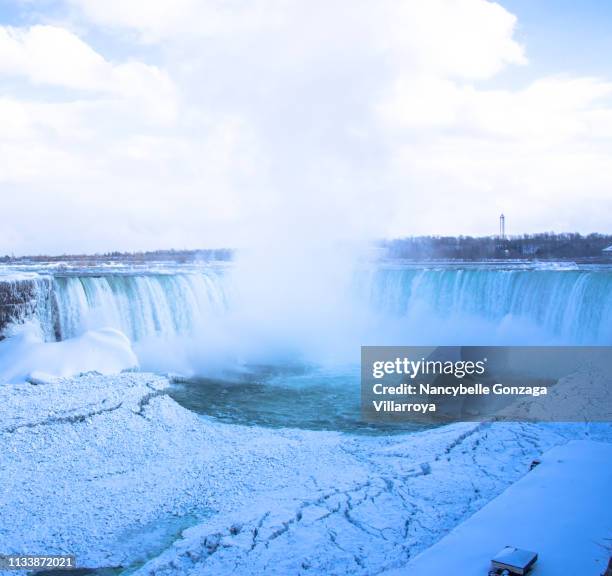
[1,372,610,575]
[384,439,612,576]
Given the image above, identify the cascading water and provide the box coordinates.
[5,264,612,347]
[362,266,612,344]
[51,272,229,342]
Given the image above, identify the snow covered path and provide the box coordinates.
[387,440,612,576]
[1,373,610,575]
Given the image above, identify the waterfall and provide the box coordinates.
[363,267,612,344]
[3,265,611,347]
[50,271,229,342]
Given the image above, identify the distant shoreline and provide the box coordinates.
[3,232,611,263]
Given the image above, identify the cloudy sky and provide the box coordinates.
[1,0,611,255]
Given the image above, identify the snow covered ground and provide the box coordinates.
[1,372,611,575]
[384,440,612,576]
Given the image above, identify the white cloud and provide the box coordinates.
[376,0,526,79]
[380,75,612,141]
[65,0,286,42]
[0,1,611,255]
[0,25,177,122]
[0,25,110,90]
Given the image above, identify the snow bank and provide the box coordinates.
[0,270,41,281]
[0,323,138,383]
[389,440,612,576]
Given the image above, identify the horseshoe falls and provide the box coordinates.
[2,264,611,366]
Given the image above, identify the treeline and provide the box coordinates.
[0,248,233,264]
[3,234,612,263]
[382,233,612,260]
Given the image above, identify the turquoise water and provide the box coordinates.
[168,364,425,434]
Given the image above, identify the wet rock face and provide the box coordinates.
[0,278,59,340]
